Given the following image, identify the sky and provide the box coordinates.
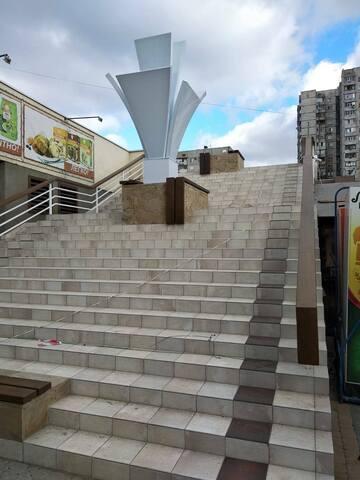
[1,0,360,167]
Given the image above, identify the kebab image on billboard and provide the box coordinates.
[24,106,94,179]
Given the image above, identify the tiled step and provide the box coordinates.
[23,425,226,479]
[21,416,332,475]
[9,247,275,260]
[0,266,262,283]
[0,351,330,398]
[47,390,332,451]
[0,277,259,300]
[0,266,311,288]
[0,164,333,477]
[8,256,264,270]
[0,288,257,316]
[0,323,298,363]
[0,309,326,351]
[8,238,271,250]
[0,303,256,333]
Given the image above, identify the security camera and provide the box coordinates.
[1,54,11,64]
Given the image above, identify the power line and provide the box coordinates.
[0,64,284,115]
[202,101,283,114]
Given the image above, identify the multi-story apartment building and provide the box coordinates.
[297,88,339,178]
[297,66,360,179]
[339,67,360,177]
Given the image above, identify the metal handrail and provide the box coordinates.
[0,156,144,237]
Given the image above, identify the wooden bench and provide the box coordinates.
[0,375,51,405]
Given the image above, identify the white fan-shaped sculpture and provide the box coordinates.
[107,32,206,183]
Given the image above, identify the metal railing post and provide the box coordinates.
[95,187,99,213]
[49,183,53,215]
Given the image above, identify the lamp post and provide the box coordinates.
[65,116,103,122]
[0,54,11,64]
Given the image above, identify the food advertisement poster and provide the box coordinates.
[24,106,94,179]
[0,93,22,156]
[346,187,360,384]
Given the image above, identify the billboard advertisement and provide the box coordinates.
[24,106,94,179]
[346,187,360,384]
[0,93,22,156]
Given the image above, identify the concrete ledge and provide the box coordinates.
[176,177,209,224]
[122,183,167,224]
[200,151,244,175]
[122,177,209,225]
[0,374,69,442]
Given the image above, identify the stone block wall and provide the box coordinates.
[122,183,167,224]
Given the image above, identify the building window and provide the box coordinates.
[344,93,356,100]
[345,152,357,159]
[345,144,357,151]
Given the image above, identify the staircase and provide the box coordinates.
[0,164,333,479]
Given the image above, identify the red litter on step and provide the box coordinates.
[38,338,62,346]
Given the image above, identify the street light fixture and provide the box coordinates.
[65,116,103,122]
[0,54,11,64]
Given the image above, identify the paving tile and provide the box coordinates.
[186,413,231,435]
[51,395,95,413]
[234,386,275,405]
[270,424,315,451]
[172,449,224,480]
[164,377,204,394]
[240,359,277,373]
[227,419,272,444]
[150,407,193,429]
[58,430,108,455]
[114,402,159,423]
[25,425,75,448]
[131,443,183,472]
[93,436,145,463]
[218,457,268,480]
[246,336,279,347]
[266,465,315,479]
[198,382,237,399]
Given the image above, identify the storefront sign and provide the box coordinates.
[24,106,94,179]
[0,93,22,156]
[346,187,360,384]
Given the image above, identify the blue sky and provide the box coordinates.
[2,0,360,165]
[112,14,360,156]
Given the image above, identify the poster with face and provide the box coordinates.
[24,106,94,179]
[0,93,22,156]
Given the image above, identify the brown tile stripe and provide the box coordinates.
[251,316,281,325]
[240,359,277,373]
[234,385,275,405]
[227,418,272,444]
[217,457,268,480]
[246,336,279,348]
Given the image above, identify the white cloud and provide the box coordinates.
[1,0,360,160]
[302,60,343,91]
[105,133,128,149]
[197,106,297,166]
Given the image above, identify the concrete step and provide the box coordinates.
[0,317,328,364]
[0,266,262,283]
[0,358,331,423]
[0,277,259,300]
[8,256,264,270]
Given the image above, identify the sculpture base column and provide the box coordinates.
[143,158,178,183]
[121,177,209,225]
